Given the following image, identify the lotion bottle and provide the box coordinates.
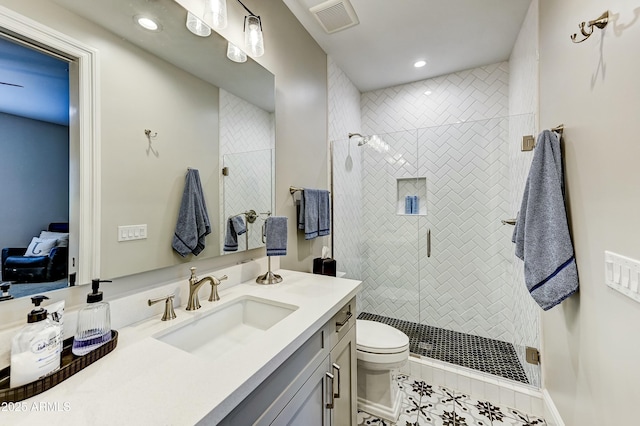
[72,279,112,356]
[10,295,62,388]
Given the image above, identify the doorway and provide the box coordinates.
[0,33,74,299]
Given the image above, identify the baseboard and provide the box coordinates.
[542,389,565,426]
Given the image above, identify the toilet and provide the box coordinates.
[356,319,410,422]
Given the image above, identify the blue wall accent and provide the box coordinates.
[0,112,69,248]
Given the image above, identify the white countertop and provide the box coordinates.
[2,270,361,425]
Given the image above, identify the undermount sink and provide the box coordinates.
[154,295,298,359]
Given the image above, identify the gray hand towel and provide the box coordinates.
[303,189,320,239]
[223,216,247,252]
[265,216,287,256]
[512,130,579,310]
[172,169,211,257]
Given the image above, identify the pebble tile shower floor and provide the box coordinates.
[358,313,529,384]
[357,374,546,426]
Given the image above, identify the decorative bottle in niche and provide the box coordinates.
[72,279,112,356]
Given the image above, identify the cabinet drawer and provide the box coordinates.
[329,297,356,349]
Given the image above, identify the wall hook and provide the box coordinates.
[144,129,157,139]
[571,11,609,43]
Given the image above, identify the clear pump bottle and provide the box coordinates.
[10,295,62,387]
[72,279,112,356]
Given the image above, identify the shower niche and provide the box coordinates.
[396,177,426,216]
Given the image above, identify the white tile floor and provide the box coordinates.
[357,374,547,426]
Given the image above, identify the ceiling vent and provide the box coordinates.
[310,0,360,34]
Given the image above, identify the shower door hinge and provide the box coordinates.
[526,346,540,365]
[522,135,535,151]
[222,167,229,176]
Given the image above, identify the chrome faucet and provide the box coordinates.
[186,267,228,310]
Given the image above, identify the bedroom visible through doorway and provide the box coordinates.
[0,32,75,300]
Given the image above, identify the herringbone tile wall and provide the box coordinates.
[508,0,541,387]
[357,62,513,342]
[219,89,275,253]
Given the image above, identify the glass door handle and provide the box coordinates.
[427,229,431,258]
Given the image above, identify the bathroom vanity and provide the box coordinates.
[1,267,361,425]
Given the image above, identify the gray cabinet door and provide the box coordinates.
[331,324,357,426]
[272,355,332,426]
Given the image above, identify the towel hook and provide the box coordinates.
[571,11,609,43]
[144,129,157,139]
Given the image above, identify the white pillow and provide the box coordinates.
[39,231,69,248]
[25,237,58,257]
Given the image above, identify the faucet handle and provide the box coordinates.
[208,275,228,302]
[148,295,177,321]
[189,267,197,280]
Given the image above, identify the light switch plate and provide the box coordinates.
[118,224,148,241]
[605,251,640,303]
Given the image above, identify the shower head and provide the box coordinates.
[348,132,371,146]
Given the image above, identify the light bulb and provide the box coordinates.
[244,15,264,58]
[204,0,227,30]
[227,42,247,63]
[186,12,211,37]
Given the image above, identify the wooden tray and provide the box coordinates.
[0,330,118,403]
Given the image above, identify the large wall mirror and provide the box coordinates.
[0,0,275,301]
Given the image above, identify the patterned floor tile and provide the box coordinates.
[358,373,546,426]
[503,407,547,425]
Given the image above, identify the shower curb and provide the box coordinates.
[402,356,546,418]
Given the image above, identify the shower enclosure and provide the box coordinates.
[332,114,540,386]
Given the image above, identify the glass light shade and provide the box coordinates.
[186,12,211,37]
[204,0,227,30]
[226,42,247,63]
[244,15,264,58]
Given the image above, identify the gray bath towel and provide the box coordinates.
[512,130,579,310]
[223,216,247,252]
[265,216,287,256]
[172,169,211,257]
[299,189,331,240]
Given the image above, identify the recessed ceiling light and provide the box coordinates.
[414,60,427,68]
[424,90,432,95]
[136,16,160,31]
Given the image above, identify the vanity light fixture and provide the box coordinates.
[186,11,212,37]
[414,60,427,68]
[204,0,228,30]
[136,16,160,31]
[226,42,247,63]
[236,0,264,58]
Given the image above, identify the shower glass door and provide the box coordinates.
[358,129,422,324]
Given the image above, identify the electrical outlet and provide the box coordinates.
[118,224,148,241]
[605,251,640,303]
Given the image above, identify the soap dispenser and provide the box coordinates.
[72,279,112,356]
[10,295,62,388]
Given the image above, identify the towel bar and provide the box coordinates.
[501,219,517,226]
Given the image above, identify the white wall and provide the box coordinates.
[539,1,640,424]
[0,112,69,247]
[507,0,541,388]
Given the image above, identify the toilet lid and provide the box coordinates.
[356,320,410,354]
